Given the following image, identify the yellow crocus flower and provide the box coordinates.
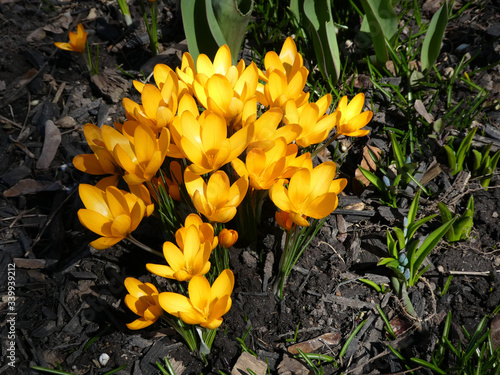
[170,110,253,175]
[184,168,248,223]
[256,37,310,109]
[124,277,163,330]
[100,123,171,185]
[159,269,234,329]
[77,184,145,249]
[122,82,178,133]
[73,123,122,177]
[146,223,213,282]
[269,162,347,227]
[54,23,87,53]
[283,94,340,148]
[334,93,373,137]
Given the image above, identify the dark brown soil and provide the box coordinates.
[1,0,499,374]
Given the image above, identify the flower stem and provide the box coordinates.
[311,133,339,159]
[126,235,163,257]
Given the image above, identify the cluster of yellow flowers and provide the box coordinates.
[73,37,372,330]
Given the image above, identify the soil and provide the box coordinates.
[0,0,500,374]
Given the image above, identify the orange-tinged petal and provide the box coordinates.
[90,236,122,250]
[305,192,339,219]
[54,42,74,51]
[79,184,112,219]
[201,112,227,154]
[197,54,215,77]
[211,269,234,302]
[105,186,129,218]
[125,277,159,297]
[182,225,201,269]
[330,178,348,194]
[188,275,211,311]
[126,317,156,330]
[77,209,111,237]
[159,292,193,316]
[143,304,163,321]
[269,181,293,212]
[162,241,186,273]
[213,45,231,75]
[288,168,310,206]
[73,154,108,175]
[146,263,176,279]
[110,214,132,237]
[206,171,230,208]
[206,75,233,112]
[202,317,223,329]
[142,85,163,122]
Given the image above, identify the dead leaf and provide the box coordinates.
[415,99,434,123]
[3,179,62,197]
[491,314,500,349]
[355,145,382,187]
[36,120,61,169]
[43,12,72,34]
[287,332,340,354]
[26,27,47,42]
[231,352,267,375]
[55,116,77,128]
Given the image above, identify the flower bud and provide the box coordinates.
[219,229,238,248]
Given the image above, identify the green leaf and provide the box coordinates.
[378,257,399,268]
[438,202,453,223]
[444,144,457,172]
[303,0,341,83]
[406,215,437,241]
[407,189,422,227]
[181,0,253,65]
[359,0,398,64]
[421,1,448,73]
[393,227,406,250]
[409,218,456,286]
[410,358,446,374]
[208,0,253,64]
[181,0,220,63]
[455,127,477,175]
[472,149,483,172]
[389,132,405,169]
[358,166,386,192]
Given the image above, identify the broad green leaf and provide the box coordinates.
[182,0,253,65]
[181,0,220,63]
[359,0,398,64]
[303,0,341,83]
[208,0,253,64]
[421,2,448,73]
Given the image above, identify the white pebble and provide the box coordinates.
[99,353,110,366]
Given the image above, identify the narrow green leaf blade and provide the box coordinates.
[421,2,449,73]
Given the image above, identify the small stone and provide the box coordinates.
[99,353,110,366]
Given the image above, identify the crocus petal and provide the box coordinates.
[126,317,156,330]
[90,236,122,250]
[159,292,194,316]
[188,275,211,311]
